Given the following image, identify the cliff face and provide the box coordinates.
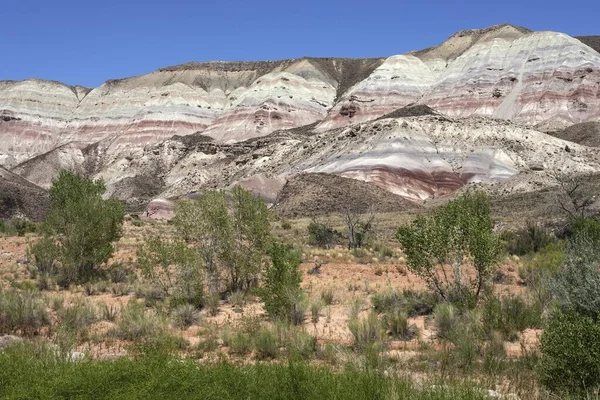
[2,25,600,214]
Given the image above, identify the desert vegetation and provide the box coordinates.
[2,171,600,398]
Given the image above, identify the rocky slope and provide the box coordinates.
[2,24,600,217]
[0,166,49,221]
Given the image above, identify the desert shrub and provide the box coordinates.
[223,329,252,355]
[320,287,335,305]
[171,304,200,328]
[106,262,134,284]
[539,312,600,395]
[115,301,165,341]
[307,220,338,248]
[397,190,503,309]
[259,242,303,324]
[99,302,118,322]
[518,241,565,310]
[350,247,368,258]
[550,234,600,320]
[253,327,280,359]
[501,221,555,256]
[57,300,98,332]
[0,217,37,236]
[280,219,292,230]
[433,303,460,340]
[30,171,125,285]
[310,300,323,323]
[569,216,600,245]
[286,329,319,360]
[29,237,60,276]
[481,294,542,341]
[372,289,436,317]
[0,288,50,336]
[382,309,417,340]
[227,290,247,307]
[205,293,220,316]
[137,236,204,308]
[348,311,383,349]
[343,209,374,249]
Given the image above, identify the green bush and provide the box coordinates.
[397,190,503,309]
[137,236,204,308]
[171,304,200,328]
[259,242,303,323]
[253,327,280,359]
[115,301,165,341]
[501,221,555,256]
[0,217,38,236]
[433,303,459,340]
[550,235,600,320]
[57,300,98,332]
[481,295,542,341]
[372,289,436,316]
[307,220,338,248]
[348,311,383,349]
[320,287,335,305]
[540,312,600,395]
[0,288,50,336]
[30,171,125,284]
[382,309,417,340]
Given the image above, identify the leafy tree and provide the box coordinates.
[228,185,271,292]
[259,242,303,323]
[307,220,338,248]
[396,190,503,309]
[30,170,125,284]
[173,190,231,296]
[172,186,271,295]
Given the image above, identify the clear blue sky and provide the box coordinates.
[2,0,598,87]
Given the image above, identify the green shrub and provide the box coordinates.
[348,311,383,349]
[57,300,98,332]
[307,221,338,248]
[570,216,600,245]
[397,190,503,309]
[433,303,459,340]
[0,217,38,236]
[0,288,50,336]
[310,300,323,323]
[519,241,565,310]
[259,242,303,323]
[30,171,125,284]
[223,329,252,355]
[481,295,542,341]
[540,312,600,395]
[320,287,335,305]
[253,327,280,359]
[501,221,555,256]
[280,219,292,230]
[382,309,417,340]
[286,329,319,360]
[550,235,600,320]
[372,289,436,316]
[115,301,165,341]
[171,304,200,328]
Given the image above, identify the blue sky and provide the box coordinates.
[2,0,598,87]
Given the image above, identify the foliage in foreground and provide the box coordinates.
[0,344,488,400]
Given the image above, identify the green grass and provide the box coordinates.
[0,344,488,400]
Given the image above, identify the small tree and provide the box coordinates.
[343,206,374,249]
[228,185,271,292]
[172,186,271,295]
[396,190,503,308]
[30,170,125,284]
[137,236,204,307]
[259,242,303,323]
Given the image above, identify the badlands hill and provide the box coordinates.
[1,24,600,219]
